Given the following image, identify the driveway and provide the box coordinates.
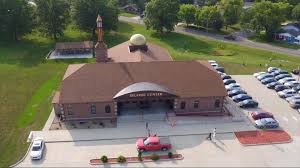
[232,75,300,136]
[119,16,300,57]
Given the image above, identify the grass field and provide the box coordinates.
[1,21,300,167]
[249,34,300,50]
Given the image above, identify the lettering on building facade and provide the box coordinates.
[129,92,163,98]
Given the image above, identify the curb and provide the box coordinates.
[9,142,33,168]
[238,139,293,146]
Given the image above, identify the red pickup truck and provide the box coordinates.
[136,136,172,152]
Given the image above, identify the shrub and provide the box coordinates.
[117,155,126,163]
[100,155,108,163]
[168,152,173,158]
[138,151,142,161]
[150,153,160,161]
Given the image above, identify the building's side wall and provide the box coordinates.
[53,103,61,115]
[61,102,116,120]
[174,97,224,115]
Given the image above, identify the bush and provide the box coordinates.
[138,151,142,161]
[168,152,173,158]
[150,153,160,161]
[100,155,108,163]
[117,155,126,163]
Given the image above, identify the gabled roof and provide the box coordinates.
[57,60,227,103]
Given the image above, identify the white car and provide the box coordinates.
[253,72,267,78]
[210,63,219,68]
[286,95,300,102]
[30,137,45,160]
[284,81,300,88]
[225,83,241,91]
[278,77,296,84]
[208,60,217,64]
[267,67,280,73]
[278,89,296,98]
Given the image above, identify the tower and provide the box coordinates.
[95,15,108,63]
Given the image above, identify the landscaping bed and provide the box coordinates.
[90,153,183,165]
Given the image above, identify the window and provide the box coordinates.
[105,105,111,113]
[194,100,199,108]
[180,101,186,110]
[90,104,96,114]
[215,99,220,108]
[67,104,73,115]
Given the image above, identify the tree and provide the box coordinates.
[240,1,289,41]
[292,3,300,21]
[195,6,223,30]
[195,0,220,6]
[72,0,118,37]
[219,0,243,29]
[144,0,180,33]
[132,0,146,13]
[0,0,34,41]
[178,4,196,26]
[180,0,194,4]
[35,0,70,40]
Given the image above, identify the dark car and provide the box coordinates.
[261,78,277,85]
[215,66,225,73]
[292,85,300,92]
[232,94,252,102]
[266,81,280,89]
[221,75,231,80]
[274,85,289,92]
[238,99,258,108]
[272,70,289,77]
[223,79,236,85]
[251,111,274,120]
[275,74,292,81]
[224,34,236,40]
[228,89,247,97]
[257,74,273,81]
[292,69,300,75]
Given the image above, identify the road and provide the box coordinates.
[119,16,300,57]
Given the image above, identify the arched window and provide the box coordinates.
[105,105,111,113]
[180,101,186,110]
[215,99,220,108]
[91,104,96,114]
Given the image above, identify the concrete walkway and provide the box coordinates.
[119,16,300,57]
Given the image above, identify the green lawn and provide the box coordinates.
[249,34,300,50]
[1,21,300,167]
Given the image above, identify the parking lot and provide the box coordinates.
[233,75,300,136]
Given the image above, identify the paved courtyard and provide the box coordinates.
[15,75,300,167]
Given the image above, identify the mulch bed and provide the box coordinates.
[90,154,183,165]
[234,130,292,145]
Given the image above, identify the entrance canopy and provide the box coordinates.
[113,82,177,99]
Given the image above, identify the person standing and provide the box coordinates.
[206,132,212,140]
[212,128,216,142]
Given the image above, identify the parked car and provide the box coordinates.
[284,81,300,88]
[228,89,247,97]
[277,89,296,98]
[208,60,217,64]
[251,111,274,120]
[261,78,277,85]
[286,95,300,103]
[266,81,280,89]
[292,69,300,75]
[292,85,300,92]
[272,70,289,77]
[253,72,267,78]
[223,79,236,85]
[224,34,236,40]
[215,66,225,73]
[136,136,172,152]
[30,137,45,160]
[210,63,219,68]
[225,83,241,91]
[274,85,289,92]
[289,99,300,108]
[267,67,280,73]
[221,74,231,80]
[255,118,279,129]
[257,74,273,81]
[275,74,292,81]
[278,77,296,84]
[232,94,252,102]
[238,99,258,108]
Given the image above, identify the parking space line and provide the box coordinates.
[292,116,298,121]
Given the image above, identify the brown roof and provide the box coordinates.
[55,41,93,50]
[58,61,226,103]
[108,41,173,62]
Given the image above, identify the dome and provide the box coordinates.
[130,34,146,46]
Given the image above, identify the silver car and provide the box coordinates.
[254,118,279,129]
[277,89,296,98]
[30,137,45,160]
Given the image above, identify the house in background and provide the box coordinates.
[275,23,300,45]
[120,4,138,14]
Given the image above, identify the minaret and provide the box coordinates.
[95,15,108,63]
